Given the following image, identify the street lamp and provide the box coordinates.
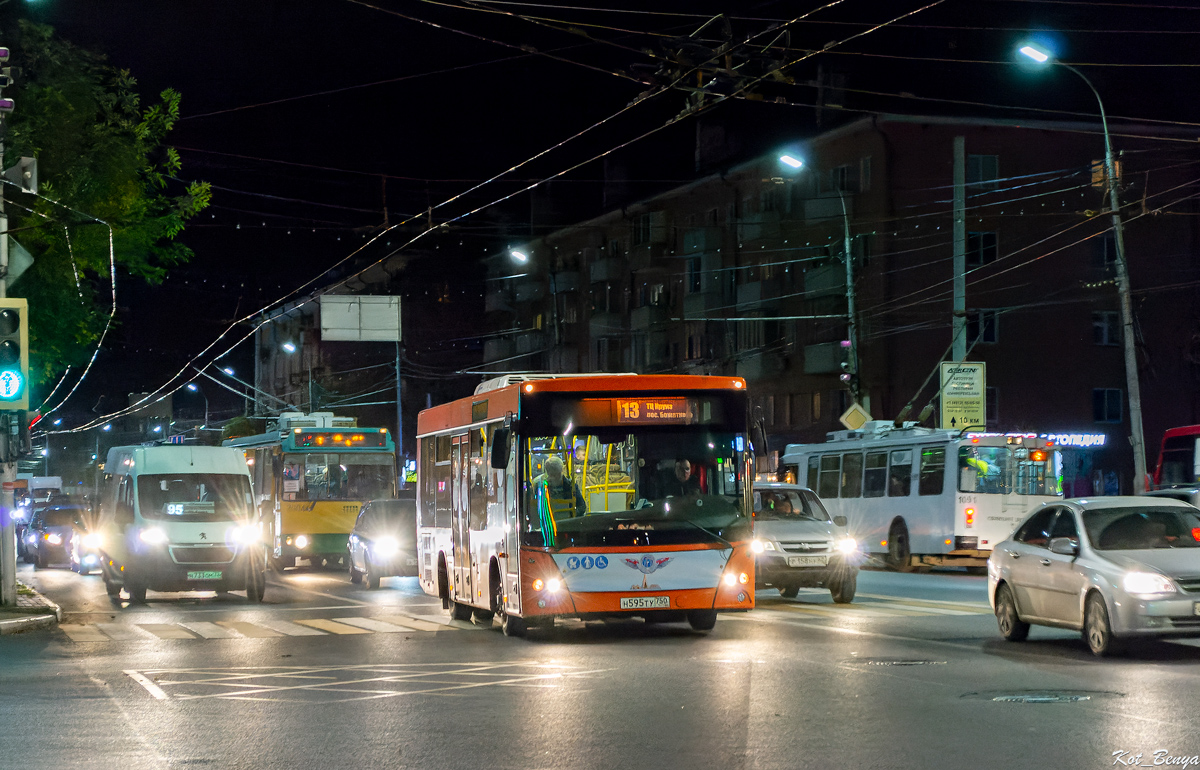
[222,367,235,376]
[281,341,297,354]
[510,250,529,263]
[186,382,209,428]
[778,153,861,406]
[1017,41,1146,492]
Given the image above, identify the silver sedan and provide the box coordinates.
[988,496,1200,656]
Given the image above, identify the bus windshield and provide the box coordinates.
[137,474,253,522]
[521,429,749,548]
[1159,434,1199,486]
[282,452,396,501]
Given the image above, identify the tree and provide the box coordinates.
[3,20,211,386]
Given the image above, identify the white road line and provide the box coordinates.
[138,624,199,640]
[215,621,284,638]
[333,617,415,633]
[124,670,169,700]
[293,618,371,635]
[856,592,991,609]
[95,623,157,641]
[178,621,241,639]
[59,624,109,642]
[252,619,329,636]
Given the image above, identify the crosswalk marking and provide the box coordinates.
[293,618,371,635]
[215,621,284,638]
[95,623,155,641]
[332,617,414,633]
[59,624,109,642]
[252,619,329,637]
[139,624,199,640]
[378,614,461,632]
[179,621,239,639]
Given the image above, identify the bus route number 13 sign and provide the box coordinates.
[939,362,986,431]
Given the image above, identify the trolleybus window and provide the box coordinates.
[958,446,1010,494]
[1014,446,1058,495]
[864,451,888,498]
[918,446,946,496]
[817,455,840,499]
[283,453,395,501]
[888,450,912,496]
[841,453,863,498]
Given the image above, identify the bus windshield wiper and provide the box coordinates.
[675,518,735,555]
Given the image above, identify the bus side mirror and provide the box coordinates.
[491,428,511,470]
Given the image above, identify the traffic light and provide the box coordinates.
[0,298,29,410]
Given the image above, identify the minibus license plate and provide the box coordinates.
[187,571,223,581]
[1194,602,1200,616]
[787,556,827,567]
[620,596,670,610]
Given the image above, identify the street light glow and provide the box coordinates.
[779,155,804,169]
[282,341,297,353]
[511,250,528,263]
[222,367,235,375]
[187,383,198,392]
[102,424,111,432]
[1018,44,1051,64]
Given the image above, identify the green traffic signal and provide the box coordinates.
[0,299,29,410]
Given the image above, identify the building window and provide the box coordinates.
[685,323,703,360]
[685,257,702,294]
[967,309,999,344]
[1094,232,1118,268]
[737,319,764,352]
[1093,388,1122,423]
[986,387,999,429]
[1093,311,1120,346]
[830,164,860,193]
[631,214,652,246]
[607,239,622,258]
[811,392,822,423]
[966,231,998,267]
[967,154,999,190]
[763,395,775,427]
[649,283,666,307]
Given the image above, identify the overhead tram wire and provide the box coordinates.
[46,1,956,433]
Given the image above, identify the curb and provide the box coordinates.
[0,612,58,635]
[0,582,62,635]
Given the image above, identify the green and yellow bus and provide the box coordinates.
[225,412,397,570]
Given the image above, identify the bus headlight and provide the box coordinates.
[546,578,562,593]
[836,537,858,554]
[294,534,309,549]
[373,536,400,557]
[80,532,103,549]
[139,527,168,545]
[723,573,737,586]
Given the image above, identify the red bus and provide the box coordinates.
[1153,424,1200,488]
[415,373,755,636]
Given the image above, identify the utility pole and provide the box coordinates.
[837,190,861,407]
[394,341,404,488]
[952,137,967,361]
[0,46,14,607]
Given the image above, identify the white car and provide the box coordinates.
[989,496,1200,656]
[752,483,860,603]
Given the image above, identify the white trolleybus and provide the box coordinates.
[781,424,1063,571]
[416,373,756,636]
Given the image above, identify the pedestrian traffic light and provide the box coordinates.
[0,298,29,411]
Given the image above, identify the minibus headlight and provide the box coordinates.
[373,536,400,557]
[80,532,103,549]
[139,527,168,545]
[230,525,260,544]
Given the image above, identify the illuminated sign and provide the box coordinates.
[1041,433,1106,448]
[614,398,692,425]
[292,431,389,448]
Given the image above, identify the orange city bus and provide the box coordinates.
[415,373,755,636]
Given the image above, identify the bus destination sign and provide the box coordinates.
[614,397,692,425]
[293,431,388,448]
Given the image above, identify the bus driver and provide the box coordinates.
[532,455,586,519]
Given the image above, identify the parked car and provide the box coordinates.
[1144,487,1200,508]
[24,503,87,569]
[989,496,1200,656]
[348,498,418,589]
[751,482,861,603]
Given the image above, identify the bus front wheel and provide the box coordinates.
[886,521,915,573]
[687,609,717,631]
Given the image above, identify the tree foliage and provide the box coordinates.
[4,20,210,385]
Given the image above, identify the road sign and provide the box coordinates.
[939,362,986,431]
[839,402,872,431]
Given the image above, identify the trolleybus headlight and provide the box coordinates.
[751,540,765,554]
[230,525,260,544]
[546,578,562,593]
[294,534,310,549]
[45,532,62,546]
[836,537,858,554]
[1122,571,1176,596]
[80,532,103,549]
[373,536,400,557]
[139,527,168,545]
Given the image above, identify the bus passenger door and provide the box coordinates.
[451,434,470,604]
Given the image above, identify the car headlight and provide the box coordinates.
[45,532,62,546]
[81,532,102,549]
[373,536,400,557]
[836,537,858,554]
[139,527,168,545]
[1123,571,1176,595]
[13,507,27,521]
[751,539,765,553]
[230,525,260,544]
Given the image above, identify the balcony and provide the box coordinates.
[483,338,515,363]
[551,271,582,293]
[736,277,782,311]
[682,228,722,255]
[803,342,842,375]
[514,330,545,355]
[631,305,670,330]
[736,353,785,382]
[803,263,845,298]
[589,311,629,337]
[738,211,781,243]
[484,286,513,313]
[590,257,628,283]
[513,279,546,303]
[804,193,854,226]
[683,290,722,318]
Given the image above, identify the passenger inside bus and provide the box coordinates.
[530,455,586,519]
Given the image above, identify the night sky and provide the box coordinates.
[10,0,1199,428]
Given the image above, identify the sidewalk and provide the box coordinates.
[0,581,62,635]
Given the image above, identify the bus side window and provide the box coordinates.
[806,456,818,490]
[919,446,946,496]
[420,437,436,527]
[863,451,887,498]
[840,453,863,498]
[888,450,912,497]
[817,455,841,500]
[116,478,135,526]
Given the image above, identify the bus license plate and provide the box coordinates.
[787,556,827,567]
[620,596,670,610]
[187,571,223,581]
